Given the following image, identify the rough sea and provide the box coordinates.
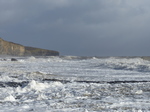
[0,56,150,112]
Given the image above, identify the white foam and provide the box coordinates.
[28,56,36,60]
[16,80,50,93]
[0,57,150,111]
[135,90,143,95]
[4,95,16,102]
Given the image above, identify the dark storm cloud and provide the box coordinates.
[0,0,150,56]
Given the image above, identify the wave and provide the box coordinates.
[2,56,150,73]
[91,57,150,72]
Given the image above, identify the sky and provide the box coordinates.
[0,0,150,56]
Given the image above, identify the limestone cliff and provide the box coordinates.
[0,38,59,56]
[0,38,25,56]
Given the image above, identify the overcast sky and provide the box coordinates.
[0,0,150,56]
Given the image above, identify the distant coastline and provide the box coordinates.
[0,38,59,56]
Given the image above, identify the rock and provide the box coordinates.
[11,58,18,61]
[0,38,25,56]
[0,38,59,56]
[24,46,59,56]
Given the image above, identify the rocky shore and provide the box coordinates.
[0,38,59,56]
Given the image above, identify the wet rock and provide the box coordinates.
[11,58,18,61]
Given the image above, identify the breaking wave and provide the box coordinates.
[0,56,150,111]
[90,57,150,72]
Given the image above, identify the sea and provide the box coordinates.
[0,56,150,112]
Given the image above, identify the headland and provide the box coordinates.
[0,38,59,56]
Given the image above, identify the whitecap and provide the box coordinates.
[4,95,16,102]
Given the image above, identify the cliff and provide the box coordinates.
[25,46,59,56]
[0,38,59,56]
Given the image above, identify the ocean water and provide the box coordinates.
[0,56,150,112]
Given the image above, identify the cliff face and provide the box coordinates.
[0,38,59,56]
[0,38,25,56]
[25,46,59,56]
